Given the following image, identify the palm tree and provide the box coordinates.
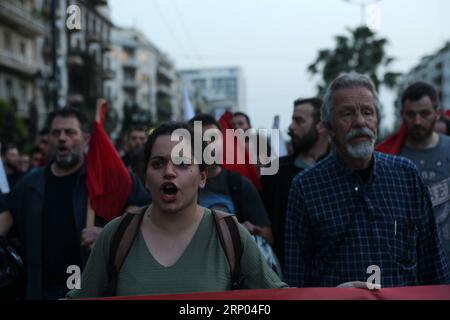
[308,26,401,96]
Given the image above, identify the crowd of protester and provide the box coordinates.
[1,72,450,299]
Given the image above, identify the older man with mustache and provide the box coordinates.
[284,73,450,288]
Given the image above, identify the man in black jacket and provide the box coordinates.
[7,108,150,299]
[261,97,329,267]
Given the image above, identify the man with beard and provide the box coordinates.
[1,144,24,188]
[122,126,148,184]
[398,82,450,267]
[260,97,328,267]
[6,108,150,299]
[189,114,274,245]
[285,73,449,288]
[231,112,272,175]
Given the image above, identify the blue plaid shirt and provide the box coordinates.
[284,151,450,288]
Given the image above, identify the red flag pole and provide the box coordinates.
[86,99,106,228]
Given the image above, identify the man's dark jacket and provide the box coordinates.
[7,164,150,299]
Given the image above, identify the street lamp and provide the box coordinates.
[342,0,382,28]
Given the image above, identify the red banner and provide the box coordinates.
[93,285,450,300]
[86,100,132,221]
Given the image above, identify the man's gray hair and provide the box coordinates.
[321,72,380,129]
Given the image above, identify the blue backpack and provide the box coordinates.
[226,170,283,278]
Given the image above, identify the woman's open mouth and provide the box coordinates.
[160,182,179,201]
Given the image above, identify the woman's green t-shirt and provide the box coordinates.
[67,208,287,298]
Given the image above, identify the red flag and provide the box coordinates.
[445,109,450,119]
[218,111,262,190]
[86,101,132,221]
[94,285,450,300]
[375,124,407,155]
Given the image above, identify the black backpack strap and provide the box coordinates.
[226,170,244,222]
[105,206,147,296]
[212,209,243,290]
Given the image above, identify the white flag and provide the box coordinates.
[0,144,10,194]
[183,85,195,121]
[272,115,287,158]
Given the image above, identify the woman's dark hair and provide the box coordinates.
[144,122,207,172]
[294,97,323,124]
[401,81,439,109]
[189,113,222,131]
[437,117,450,136]
[233,112,251,127]
[45,107,89,133]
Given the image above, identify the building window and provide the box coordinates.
[5,79,13,99]
[85,11,89,31]
[123,47,135,59]
[124,68,135,81]
[192,79,206,89]
[105,56,111,69]
[20,83,27,104]
[4,32,12,51]
[20,42,26,56]
[91,18,95,35]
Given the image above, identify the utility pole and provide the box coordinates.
[342,0,382,28]
[50,0,58,110]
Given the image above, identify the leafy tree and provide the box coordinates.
[121,103,153,136]
[308,26,401,96]
[156,98,172,123]
[0,99,27,148]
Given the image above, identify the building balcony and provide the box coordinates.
[92,0,109,6]
[123,79,137,88]
[43,45,52,58]
[0,49,38,77]
[157,65,174,82]
[102,43,113,52]
[102,69,115,80]
[41,3,63,20]
[122,58,138,68]
[0,0,47,37]
[16,100,30,118]
[86,32,102,44]
[67,52,84,68]
[67,93,85,105]
[157,84,172,97]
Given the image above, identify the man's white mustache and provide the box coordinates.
[346,128,376,141]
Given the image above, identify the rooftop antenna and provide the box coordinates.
[341,0,382,31]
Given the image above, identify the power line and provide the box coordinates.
[170,0,204,66]
[341,0,382,26]
[151,0,190,60]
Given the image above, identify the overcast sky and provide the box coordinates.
[109,0,450,136]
